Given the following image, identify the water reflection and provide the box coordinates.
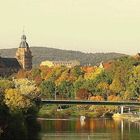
[0,115,40,140]
[39,118,140,140]
[80,116,86,127]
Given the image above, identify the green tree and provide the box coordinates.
[110,56,135,89]
[96,82,109,99]
[57,81,74,99]
[74,77,86,92]
[127,65,140,99]
[40,80,55,99]
[109,76,124,94]
[70,66,84,78]
[108,56,136,97]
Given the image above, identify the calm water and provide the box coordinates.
[38,118,140,140]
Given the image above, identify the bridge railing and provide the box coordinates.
[41,99,140,106]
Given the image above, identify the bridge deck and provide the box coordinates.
[41,100,140,106]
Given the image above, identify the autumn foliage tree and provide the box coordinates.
[4,88,31,111]
[76,88,90,100]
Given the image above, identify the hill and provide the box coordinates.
[0,47,126,66]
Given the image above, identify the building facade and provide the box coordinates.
[40,60,80,68]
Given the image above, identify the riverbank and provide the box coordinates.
[37,105,113,118]
[38,107,100,118]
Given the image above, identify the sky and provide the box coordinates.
[0,0,140,54]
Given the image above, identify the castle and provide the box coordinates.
[40,60,80,68]
[0,34,32,76]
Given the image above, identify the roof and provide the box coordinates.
[0,57,21,68]
[102,61,113,70]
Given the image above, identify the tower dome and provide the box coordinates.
[19,34,29,48]
[21,34,26,40]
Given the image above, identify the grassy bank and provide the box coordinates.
[37,105,104,118]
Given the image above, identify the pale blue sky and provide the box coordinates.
[0,0,140,54]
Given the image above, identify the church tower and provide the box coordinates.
[16,34,32,70]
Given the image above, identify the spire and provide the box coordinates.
[21,26,26,41]
[22,26,25,35]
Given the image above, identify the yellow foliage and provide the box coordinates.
[14,78,40,98]
[4,88,32,111]
[97,82,109,90]
[84,67,103,80]
[109,78,124,93]
[107,95,121,101]
[89,96,104,101]
[2,78,40,111]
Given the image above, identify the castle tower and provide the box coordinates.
[16,34,32,70]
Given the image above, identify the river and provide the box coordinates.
[38,117,140,140]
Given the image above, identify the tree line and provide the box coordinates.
[15,55,140,102]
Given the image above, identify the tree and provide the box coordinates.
[89,95,104,101]
[127,65,140,99]
[29,68,42,85]
[55,68,71,85]
[4,89,31,111]
[107,95,122,101]
[74,77,86,92]
[70,66,84,78]
[96,82,109,99]
[0,79,14,92]
[109,76,124,94]
[84,67,103,80]
[30,68,41,79]
[57,81,74,99]
[0,78,40,140]
[109,56,135,91]
[14,79,40,100]
[40,80,55,99]
[95,71,112,84]
[76,88,90,100]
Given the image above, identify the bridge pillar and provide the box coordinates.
[121,106,124,114]
[128,107,130,113]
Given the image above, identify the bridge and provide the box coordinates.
[41,100,140,114]
[41,100,140,106]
